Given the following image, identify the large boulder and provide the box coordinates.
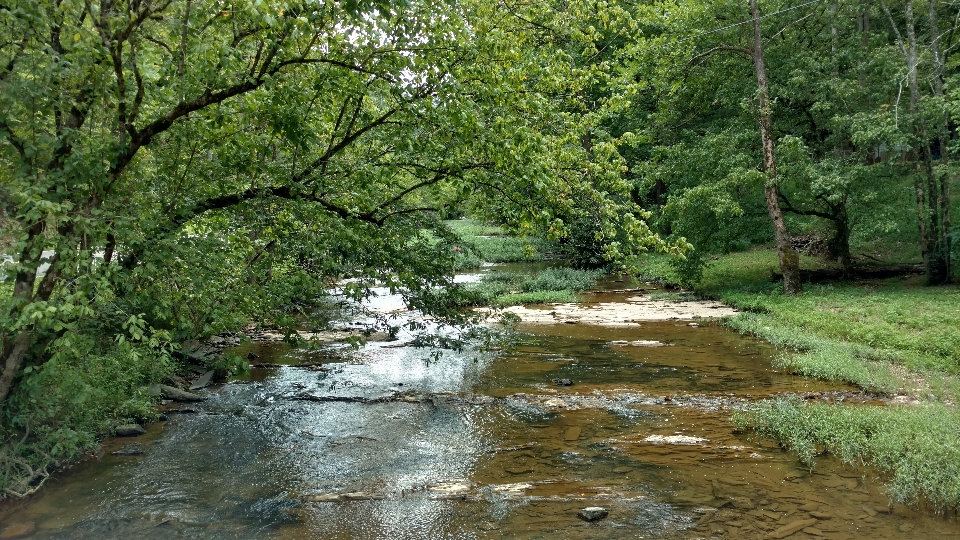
[114,424,147,437]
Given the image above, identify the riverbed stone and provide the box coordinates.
[112,444,144,456]
[564,426,582,441]
[115,424,147,436]
[765,519,818,539]
[577,507,608,522]
[341,491,380,501]
[429,482,472,497]
[643,434,708,445]
[304,493,342,502]
[189,370,216,390]
[492,482,533,495]
[148,384,207,402]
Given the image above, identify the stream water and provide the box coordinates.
[1,276,958,539]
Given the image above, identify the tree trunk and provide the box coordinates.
[749,0,802,294]
[929,0,952,282]
[830,209,853,278]
[898,0,935,281]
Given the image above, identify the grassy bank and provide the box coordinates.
[637,250,960,511]
[445,219,557,268]
[636,251,960,395]
[733,398,960,511]
[443,219,601,306]
[457,267,601,307]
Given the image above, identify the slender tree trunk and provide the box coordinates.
[901,0,935,279]
[830,204,853,278]
[750,0,802,293]
[929,0,952,282]
[904,0,947,283]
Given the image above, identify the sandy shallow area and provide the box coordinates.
[500,295,737,325]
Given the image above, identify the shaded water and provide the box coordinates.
[1,288,958,539]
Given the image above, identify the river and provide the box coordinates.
[0,273,956,539]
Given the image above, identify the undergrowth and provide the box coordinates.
[0,338,175,499]
[445,219,557,268]
[450,268,601,307]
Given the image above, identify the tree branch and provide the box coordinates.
[688,45,752,65]
[779,191,836,221]
[294,107,400,184]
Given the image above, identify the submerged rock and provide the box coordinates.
[114,424,147,437]
[341,491,380,501]
[642,434,708,445]
[492,482,533,495]
[112,444,144,456]
[303,491,382,502]
[429,482,472,499]
[577,507,609,522]
[0,522,34,538]
[765,519,818,539]
[610,340,665,347]
[303,494,342,502]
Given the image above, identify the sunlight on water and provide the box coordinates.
[1,281,956,539]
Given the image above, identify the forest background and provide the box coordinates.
[1,0,958,509]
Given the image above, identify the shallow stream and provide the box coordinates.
[1,280,957,539]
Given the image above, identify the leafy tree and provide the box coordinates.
[0,0,666,406]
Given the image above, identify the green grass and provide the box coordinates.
[449,267,601,307]
[638,249,960,510]
[734,398,960,512]
[495,290,579,305]
[444,219,506,238]
[445,219,557,268]
[635,251,960,393]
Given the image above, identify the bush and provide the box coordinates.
[1,335,176,498]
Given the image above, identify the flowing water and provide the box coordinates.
[1,278,958,539]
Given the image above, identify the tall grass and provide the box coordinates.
[734,398,960,512]
[637,249,960,510]
[445,219,557,268]
[451,268,601,307]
